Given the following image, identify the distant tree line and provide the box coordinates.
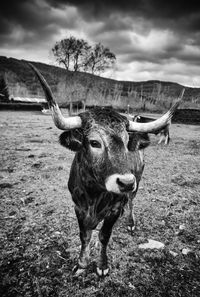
[52,36,116,75]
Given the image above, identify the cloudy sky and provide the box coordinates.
[1,0,200,86]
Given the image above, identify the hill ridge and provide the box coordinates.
[0,56,200,112]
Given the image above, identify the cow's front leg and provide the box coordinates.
[127,192,137,233]
[127,186,141,233]
[97,210,121,276]
[74,207,92,275]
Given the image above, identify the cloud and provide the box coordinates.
[46,0,200,33]
[0,0,200,86]
[110,60,200,87]
[0,0,81,47]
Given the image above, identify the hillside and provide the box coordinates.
[0,56,200,112]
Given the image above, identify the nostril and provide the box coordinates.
[116,178,130,187]
[116,178,122,186]
[116,177,135,192]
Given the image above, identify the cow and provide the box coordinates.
[29,63,183,276]
[132,115,171,145]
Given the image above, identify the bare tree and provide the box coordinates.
[52,37,116,75]
[73,39,91,72]
[84,43,116,75]
[52,36,90,71]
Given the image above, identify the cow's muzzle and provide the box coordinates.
[105,173,136,194]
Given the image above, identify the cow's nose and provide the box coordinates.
[116,174,136,192]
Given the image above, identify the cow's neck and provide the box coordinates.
[73,186,128,229]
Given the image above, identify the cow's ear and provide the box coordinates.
[59,129,83,151]
[128,132,150,151]
[138,133,150,150]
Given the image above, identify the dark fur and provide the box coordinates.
[60,107,150,274]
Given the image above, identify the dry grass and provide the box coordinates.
[0,111,200,297]
[2,56,200,112]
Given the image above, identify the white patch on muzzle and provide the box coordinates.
[105,173,137,194]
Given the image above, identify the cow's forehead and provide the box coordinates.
[88,124,126,138]
[79,107,128,134]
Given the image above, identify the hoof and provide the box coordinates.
[127,225,136,233]
[96,267,109,277]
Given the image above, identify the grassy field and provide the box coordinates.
[0,110,200,297]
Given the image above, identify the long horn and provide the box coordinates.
[128,89,185,133]
[28,63,82,130]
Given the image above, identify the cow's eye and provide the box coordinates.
[89,140,101,148]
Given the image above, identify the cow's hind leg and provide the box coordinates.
[127,192,136,233]
[97,211,121,276]
[74,208,92,275]
[164,133,170,145]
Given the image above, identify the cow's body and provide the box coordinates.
[29,63,183,276]
[60,108,149,275]
[132,115,170,145]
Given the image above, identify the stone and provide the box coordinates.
[179,224,186,230]
[169,250,178,257]
[138,239,165,250]
[182,248,191,255]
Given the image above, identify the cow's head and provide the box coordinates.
[59,108,150,194]
[29,63,183,194]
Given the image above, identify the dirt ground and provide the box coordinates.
[0,110,200,297]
